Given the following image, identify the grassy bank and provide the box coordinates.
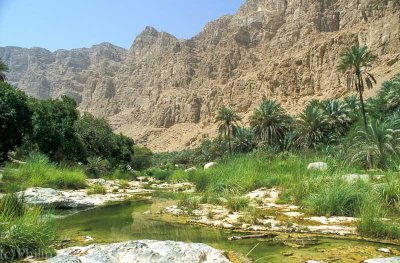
[1,154,87,193]
[162,152,400,239]
[0,194,55,260]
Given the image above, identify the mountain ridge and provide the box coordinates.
[1,0,399,151]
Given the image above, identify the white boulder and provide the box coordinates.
[45,240,232,263]
[185,167,197,173]
[204,162,217,170]
[377,248,391,254]
[307,162,328,171]
[342,174,369,183]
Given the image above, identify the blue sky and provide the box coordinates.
[0,0,245,51]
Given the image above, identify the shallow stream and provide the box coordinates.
[55,199,400,262]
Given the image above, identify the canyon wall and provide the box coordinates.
[1,0,399,151]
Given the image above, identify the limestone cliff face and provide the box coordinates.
[1,0,399,151]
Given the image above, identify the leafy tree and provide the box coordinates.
[338,46,377,130]
[74,113,115,160]
[215,107,241,154]
[0,82,31,160]
[198,138,228,161]
[110,133,134,167]
[75,113,134,168]
[0,59,8,82]
[29,96,81,161]
[250,100,291,147]
[296,101,327,149]
[132,145,153,170]
[348,119,400,169]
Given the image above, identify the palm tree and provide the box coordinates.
[379,75,400,112]
[343,95,360,121]
[320,99,353,137]
[215,107,241,154]
[296,101,327,149]
[349,120,400,169]
[250,100,291,147]
[365,96,387,121]
[0,59,9,82]
[232,126,256,153]
[338,46,377,131]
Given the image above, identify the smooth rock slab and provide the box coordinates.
[45,240,232,263]
[19,187,152,209]
[364,257,400,263]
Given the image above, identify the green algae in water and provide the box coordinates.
[55,200,400,263]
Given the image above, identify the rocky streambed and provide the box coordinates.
[15,178,400,262]
[162,188,359,236]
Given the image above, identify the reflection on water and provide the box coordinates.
[55,200,399,263]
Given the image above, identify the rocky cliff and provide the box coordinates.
[1,0,399,151]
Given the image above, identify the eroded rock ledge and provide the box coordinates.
[17,179,195,209]
[44,240,232,263]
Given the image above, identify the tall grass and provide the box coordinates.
[168,170,189,183]
[189,152,337,194]
[357,196,400,239]
[187,151,400,240]
[87,185,107,195]
[0,194,55,260]
[2,154,87,192]
[304,180,368,217]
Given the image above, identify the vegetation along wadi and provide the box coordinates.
[0,0,400,262]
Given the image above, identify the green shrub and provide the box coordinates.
[178,195,201,213]
[190,171,210,192]
[145,168,172,181]
[132,145,153,170]
[87,185,107,195]
[377,180,400,208]
[0,194,25,218]
[2,154,87,192]
[200,193,226,206]
[239,207,266,225]
[84,157,110,178]
[118,180,130,189]
[305,180,366,217]
[110,169,136,181]
[0,194,55,260]
[169,170,189,183]
[357,197,400,239]
[227,196,250,212]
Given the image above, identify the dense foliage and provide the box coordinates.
[0,59,8,82]
[0,79,145,179]
[29,96,82,162]
[0,82,32,161]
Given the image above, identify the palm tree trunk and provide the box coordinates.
[358,89,368,131]
[357,73,368,131]
[228,129,232,155]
